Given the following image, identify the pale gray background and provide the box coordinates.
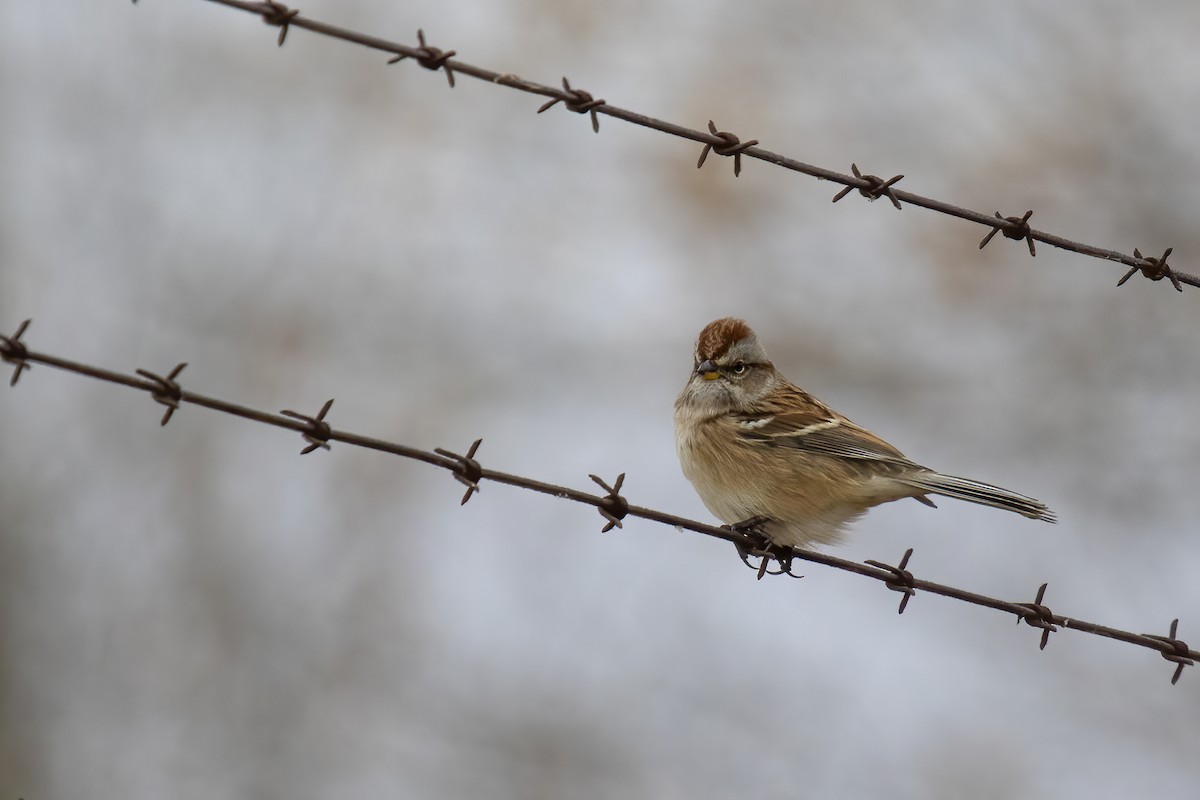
[2,1,1199,798]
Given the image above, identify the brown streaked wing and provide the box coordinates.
[733,386,916,466]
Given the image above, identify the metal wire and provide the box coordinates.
[2,320,1194,684]
[139,0,1200,294]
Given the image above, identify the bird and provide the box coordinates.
[674,317,1055,550]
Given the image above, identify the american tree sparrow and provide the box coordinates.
[675,318,1054,549]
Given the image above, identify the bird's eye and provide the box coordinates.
[731,361,748,375]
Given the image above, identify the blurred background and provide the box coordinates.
[2,1,1199,797]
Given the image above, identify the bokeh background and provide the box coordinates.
[3,1,1199,797]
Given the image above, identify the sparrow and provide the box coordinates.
[674,317,1055,549]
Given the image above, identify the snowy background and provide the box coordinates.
[2,1,1199,798]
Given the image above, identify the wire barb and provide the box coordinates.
[588,472,628,531]
[696,120,759,177]
[1015,583,1057,650]
[280,398,334,454]
[831,163,904,209]
[387,29,456,88]
[1143,619,1193,685]
[865,548,917,614]
[0,319,32,387]
[134,362,188,426]
[259,1,299,47]
[978,210,1036,256]
[434,438,483,505]
[1118,248,1182,292]
[537,77,606,133]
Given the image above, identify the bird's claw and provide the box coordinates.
[725,516,802,579]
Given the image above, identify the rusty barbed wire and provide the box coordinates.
[2,319,1195,684]
[137,0,1200,293]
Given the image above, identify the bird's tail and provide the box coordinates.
[899,472,1056,523]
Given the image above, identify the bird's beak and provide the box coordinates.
[696,360,720,381]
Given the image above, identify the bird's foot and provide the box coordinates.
[726,515,773,555]
[724,516,801,579]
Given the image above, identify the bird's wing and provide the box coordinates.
[731,386,920,468]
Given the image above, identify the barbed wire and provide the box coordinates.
[2,319,1194,684]
[132,0,1200,294]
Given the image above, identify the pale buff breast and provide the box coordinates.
[674,410,912,548]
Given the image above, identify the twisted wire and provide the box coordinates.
[2,320,1194,685]
[141,0,1200,294]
